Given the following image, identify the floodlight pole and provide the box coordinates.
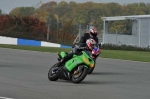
[47,23,50,41]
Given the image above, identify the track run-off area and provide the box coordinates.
[0,48,150,99]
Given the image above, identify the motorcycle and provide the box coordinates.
[48,48,95,84]
[87,43,101,74]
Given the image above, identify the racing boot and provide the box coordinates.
[52,52,73,73]
[56,52,73,67]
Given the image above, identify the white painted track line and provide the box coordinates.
[0,97,14,99]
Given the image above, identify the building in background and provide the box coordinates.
[102,15,150,47]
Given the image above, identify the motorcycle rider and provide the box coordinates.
[55,38,99,68]
[78,27,99,47]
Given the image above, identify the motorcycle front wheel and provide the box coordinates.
[71,65,88,84]
[48,63,59,81]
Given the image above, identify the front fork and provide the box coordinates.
[74,65,84,75]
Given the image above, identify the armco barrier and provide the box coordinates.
[0,36,71,48]
[60,44,72,48]
[0,36,17,45]
[17,38,41,46]
[41,41,60,47]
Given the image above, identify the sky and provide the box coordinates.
[0,0,150,14]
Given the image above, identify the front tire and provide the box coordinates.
[71,65,88,84]
[48,64,59,81]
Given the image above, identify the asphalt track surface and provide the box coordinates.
[0,48,150,99]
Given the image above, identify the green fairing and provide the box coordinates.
[65,51,94,72]
[60,51,67,58]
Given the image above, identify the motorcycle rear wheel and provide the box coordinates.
[71,65,88,84]
[48,64,59,81]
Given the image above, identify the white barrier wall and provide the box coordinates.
[0,36,17,45]
[41,41,60,47]
[0,36,71,48]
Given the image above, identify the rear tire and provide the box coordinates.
[71,66,88,84]
[48,64,59,81]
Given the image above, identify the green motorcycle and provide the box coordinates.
[48,50,95,84]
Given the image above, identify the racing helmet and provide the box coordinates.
[89,28,97,37]
[86,38,96,50]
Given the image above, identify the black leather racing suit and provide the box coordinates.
[78,33,99,47]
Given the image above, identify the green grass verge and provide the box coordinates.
[101,50,150,62]
[0,44,150,62]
